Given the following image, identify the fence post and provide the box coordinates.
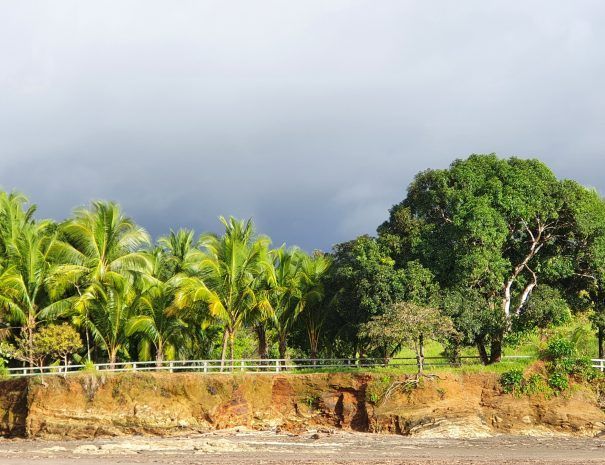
[275,359,280,373]
[240,360,245,372]
[203,361,208,373]
[132,362,137,372]
[169,361,174,373]
[601,360,604,372]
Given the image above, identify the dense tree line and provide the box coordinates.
[1,154,604,370]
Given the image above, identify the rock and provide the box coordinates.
[40,446,68,452]
[73,444,99,454]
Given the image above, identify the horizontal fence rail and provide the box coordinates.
[593,359,605,372]
[0,355,548,378]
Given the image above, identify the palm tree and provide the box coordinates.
[126,248,186,366]
[0,191,37,260]
[87,278,138,368]
[298,252,331,360]
[267,249,331,363]
[269,247,305,362]
[48,201,152,359]
[0,223,74,366]
[173,217,274,368]
[0,193,74,366]
[158,229,201,276]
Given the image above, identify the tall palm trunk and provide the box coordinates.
[25,314,36,368]
[219,329,229,371]
[255,324,268,360]
[307,321,320,365]
[278,331,287,367]
[108,347,118,370]
[85,328,91,361]
[229,331,236,372]
[156,339,164,368]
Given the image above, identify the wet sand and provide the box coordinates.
[0,430,604,464]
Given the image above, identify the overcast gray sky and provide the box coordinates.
[1,1,604,250]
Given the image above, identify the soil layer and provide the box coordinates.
[0,371,603,439]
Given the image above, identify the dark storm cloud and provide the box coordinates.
[1,1,604,250]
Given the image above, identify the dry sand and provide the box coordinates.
[0,430,604,464]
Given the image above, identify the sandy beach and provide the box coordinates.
[0,430,604,464]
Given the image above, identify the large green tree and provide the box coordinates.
[323,235,408,358]
[379,155,597,362]
[555,187,605,358]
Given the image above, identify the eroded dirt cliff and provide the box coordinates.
[0,371,603,439]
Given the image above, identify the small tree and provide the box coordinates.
[361,302,456,374]
[2,337,47,369]
[34,324,83,368]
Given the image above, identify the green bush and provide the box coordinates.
[549,357,575,374]
[547,370,569,391]
[544,338,574,361]
[569,357,598,382]
[366,375,393,404]
[522,373,550,396]
[500,369,524,395]
[80,359,97,373]
[0,360,8,378]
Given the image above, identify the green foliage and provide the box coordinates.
[0,358,8,378]
[366,375,393,404]
[173,217,274,363]
[2,153,605,373]
[33,323,83,364]
[523,373,550,396]
[568,357,598,382]
[322,235,408,355]
[501,369,561,397]
[379,154,605,363]
[80,359,97,373]
[361,301,456,373]
[500,369,524,395]
[547,370,570,391]
[544,338,575,361]
[513,286,571,331]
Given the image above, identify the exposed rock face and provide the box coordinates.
[0,377,28,437]
[0,371,603,439]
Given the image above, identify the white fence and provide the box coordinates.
[594,359,605,372]
[2,355,542,378]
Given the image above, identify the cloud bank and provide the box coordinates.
[1,1,604,250]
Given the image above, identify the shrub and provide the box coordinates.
[80,359,97,373]
[500,369,524,395]
[523,373,550,396]
[547,357,574,375]
[569,357,598,382]
[366,375,393,404]
[547,370,569,391]
[544,338,574,361]
[0,359,8,379]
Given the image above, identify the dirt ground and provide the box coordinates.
[0,430,604,464]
